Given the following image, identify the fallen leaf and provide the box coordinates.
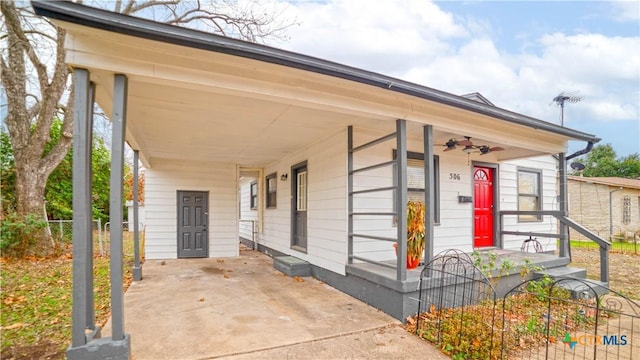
[198,297,205,302]
[3,322,24,330]
[406,316,416,325]
[223,274,230,279]
[226,269,233,272]
[293,276,304,282]
[216,259,224,263]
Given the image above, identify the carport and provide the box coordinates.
[100,249,449,359]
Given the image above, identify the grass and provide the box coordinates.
[570,239,639,254]
[1,233,136,359]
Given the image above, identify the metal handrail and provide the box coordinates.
[500,210,610,283]
[238,219,257,250]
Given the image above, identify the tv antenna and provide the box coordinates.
[552,91,583,126]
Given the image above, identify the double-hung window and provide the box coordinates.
[250,181,258,209]
[517,169,542,222]
[266,173,277,208]
[393,150,440,224]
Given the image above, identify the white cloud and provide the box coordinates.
[607,0,640,22]
[275,0,639,129]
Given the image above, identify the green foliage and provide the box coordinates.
[576,144,640,178]
[1,119,115,223]
[0,212,47,257]
[1,130,16,214]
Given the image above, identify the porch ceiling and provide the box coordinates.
[52,12,588,168]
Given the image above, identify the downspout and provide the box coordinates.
[558,140,597,259]
[566,141,595,161]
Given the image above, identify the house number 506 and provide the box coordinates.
[449,173,461,181]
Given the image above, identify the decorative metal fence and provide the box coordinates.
[414,249,640,360]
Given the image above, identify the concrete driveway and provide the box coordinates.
[103,249,448,359]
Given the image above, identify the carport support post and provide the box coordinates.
[133,150,142,281]
[396,119,408,281]
[110,74,130,344]
[423,125,435,273]
[69,68,94,350]
[558,152,568,258]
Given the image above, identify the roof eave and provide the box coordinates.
[31,0,601,144]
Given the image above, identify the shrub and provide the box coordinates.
[0,212,47,257]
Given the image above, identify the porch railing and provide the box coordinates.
[499,210,611,283]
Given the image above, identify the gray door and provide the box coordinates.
[177,191,208,258]
[291,163,307,250]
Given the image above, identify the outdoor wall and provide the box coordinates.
[238,176,258,241]
[568,180,640,241]
[349,128,477,261]
[125,201,145,232]
[245,129,348,275]
[499,155,559,252]
[236,126,564,273]
[145,159,238,259]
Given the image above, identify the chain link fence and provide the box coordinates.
[46,219,144,258]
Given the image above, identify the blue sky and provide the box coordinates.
[275,0,640,157]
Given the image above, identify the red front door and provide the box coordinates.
[473,166,494,247]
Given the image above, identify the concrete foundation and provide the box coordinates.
[67,335,131,360]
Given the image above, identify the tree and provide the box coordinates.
[0,0,293,255]
[575,144,640,178]
[1,122,114,222]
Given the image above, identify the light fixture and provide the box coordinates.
[462,146,475,154]
[280,173,288,181]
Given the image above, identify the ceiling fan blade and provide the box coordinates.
[490,146,505,152]
[457,139,473,146]
[443,146,456,152]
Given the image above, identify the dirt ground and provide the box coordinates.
[569,247,639,300]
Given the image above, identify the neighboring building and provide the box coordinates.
[34,1,602,327]
[568,176,640,241]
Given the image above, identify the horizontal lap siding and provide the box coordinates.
[145,159,238,259]
[499,156,558,252]
[239,177,257,241]
[253,130,347,275]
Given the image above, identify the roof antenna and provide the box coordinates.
[552,91,583,126]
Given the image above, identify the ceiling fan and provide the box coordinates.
[441,136,505,155]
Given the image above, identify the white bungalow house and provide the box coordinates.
[32,2,606,358]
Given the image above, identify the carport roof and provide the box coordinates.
[32,1,600,167]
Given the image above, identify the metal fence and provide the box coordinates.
[414,249,640,360]
[47,219,101,243]
[46,219,144,257]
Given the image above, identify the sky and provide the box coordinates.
[268,0,640,157]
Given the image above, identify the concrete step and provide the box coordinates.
[553,278,609,299]
[533,266,586,280]
[274,256,312,277]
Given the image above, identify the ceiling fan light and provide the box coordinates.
[462,146,475,154]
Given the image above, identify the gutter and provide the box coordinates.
[31,0,601,144]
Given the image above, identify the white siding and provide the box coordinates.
[239,176,258,241]
[146,128,560,270]
[500,156,559,252]
[145,159,238,259]
[257,130,348,275]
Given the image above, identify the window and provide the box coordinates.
[393,150,440,224]
[266,173,277,208]
[250,181,258,209]
[622,195,631,225]
[517,169,542,222]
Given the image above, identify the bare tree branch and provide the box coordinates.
[125,0,181,15]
